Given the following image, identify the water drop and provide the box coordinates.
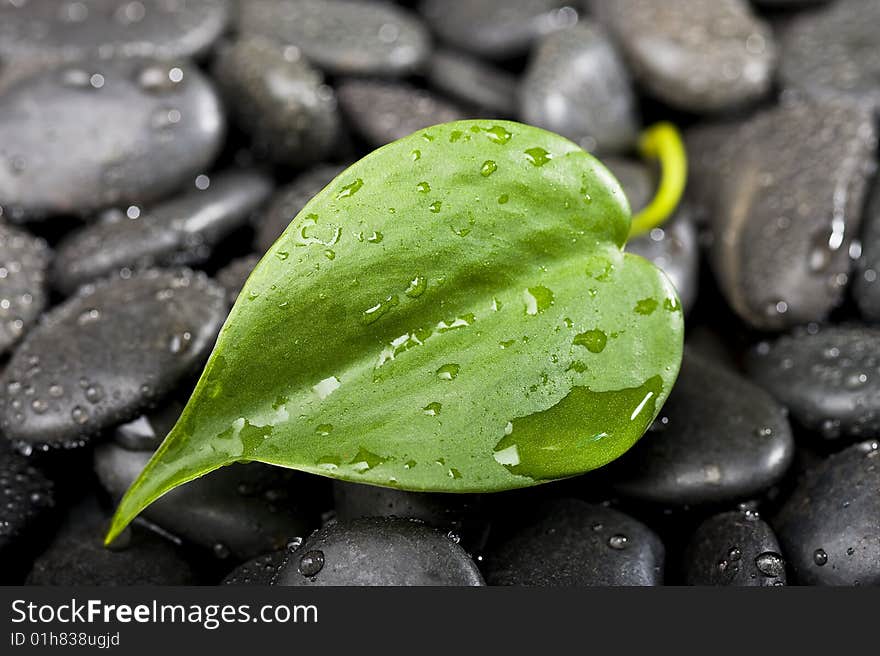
[608,534,628,550]
[813,549,828,566]
[336,179,363,199]
[755,552,785,578]
[524,147,552,167]
[573,329,607,353]
[480,160,497,177]
[423,402,442,416]
[436,364,460,381]
[416,181,431,194]
[298,550,325,577]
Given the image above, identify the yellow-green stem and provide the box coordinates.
[629,122,687,238]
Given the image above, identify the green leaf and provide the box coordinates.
[106,120,684,544]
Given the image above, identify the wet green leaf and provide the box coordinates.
[107,120,684,544]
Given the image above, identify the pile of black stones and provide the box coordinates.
[0,0,878,587]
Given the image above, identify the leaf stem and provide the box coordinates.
[628,122,687,238]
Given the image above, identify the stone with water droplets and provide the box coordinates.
[426,49,517,116]
[239,0,430,76]
[0,268,227,450]
[746,325,880,441]
[485,499,664,586]
[213,37,341,167]
[0,224,50,355]
[269,518,484,586]
[27,497,195,585]
[853,177,880,321]
[626,209,699,314]
[337,79,467,148]
[519,22,639,154]
[52,170,272,294]
[691,100,877,330]
[222,551,287,585]
[684,511,786,586]
[216,254,260,305]
[605,351,794,506]
[775,441,880,585]
[0,444,53,582]
[332,481,487,550]
[254,165,345,253]
[779,0,880,109]
[0,0,229,62]
[592,0,776,113]
[0,58,224,221]
[95,441,317,562]
[419,0,578,60]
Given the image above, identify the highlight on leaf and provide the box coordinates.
[106,119,684,546]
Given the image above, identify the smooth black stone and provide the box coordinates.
[0,58,225,221]
[427,49,517,115]
[215,254,260,305]
[337,79,467,148]
[746,325,880,441]
[0,224,51,355]
[853,176,880,321]
[419,0,577,60]
[254,165,344,253]
[775,440,880,585]
[692,100,876,330]
[26,498,195,586]
[0,0,230,61]
[213,37,340,167]
[593,0,776,113]
[239,0,430,76]
[95,442,316,562]
[222,551,287,585]
[332,481,487,549]
[607,350,795,506]
[684,511,786,586]
[485,499,664,586]
[520,22,638,154]
[52,170,272,294]
[0,269,227,450]
[272,518,484,586]
[114,399,184,452]
[626,209,699,314]
[779,0,880,109]
[0,444,54,574]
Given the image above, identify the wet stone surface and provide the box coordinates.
[747,325,880,441]
[0,224,51,355]
[593,0,776,113]
[520,21,638,154]
[239,0,431,76]
[684,511,786,586]
[693,100,877,330]
[774,440,880,586]
[268,518,484,586]
[0,57,225,221]
[427,48,518,116]
[52,169,272,295]
[605,350,794,506]
[0,0,230,61]
[419,0,577,60]
[254,164,345,253]
[0,269,227,450]
[337,79,467,148]
[852,176,880,321]
[485,499,664,586]
[27,497,195,586]
[95,441,317,562]
[779,0,880,109]
[213,37,341,167]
